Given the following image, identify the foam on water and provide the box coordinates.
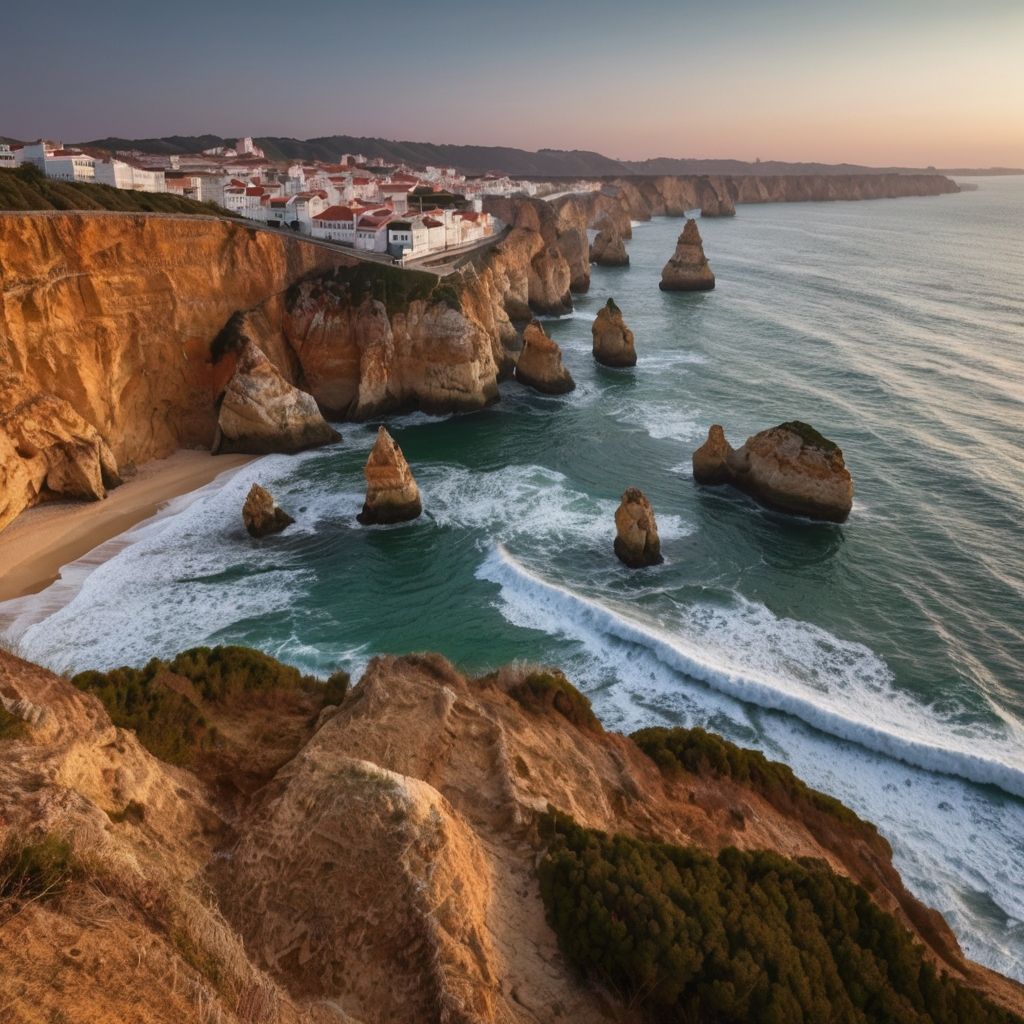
[478,545,1024,797]
[476,544,1024,979]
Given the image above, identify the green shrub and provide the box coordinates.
[507,670,603,733]
[538,808,1020,1024]
[0,834,82,906]
[777,420,840,453]
[632,726,873,835]
[287,262,462,317]
[73,645,347,765]
[322,670,350,707]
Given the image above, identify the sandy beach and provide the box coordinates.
[0,450,253,603]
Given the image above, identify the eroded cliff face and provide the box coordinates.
[1,649,1020,1024]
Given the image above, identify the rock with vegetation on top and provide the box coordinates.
[242,483,295,538]
[590,222,629,267]
[659,219,716,291]
[614,487,663,567]
[357,427,422,525]
[514,320,576,394]
[591,298,636,368]
[693,421,854,521]
[213,341,340,456]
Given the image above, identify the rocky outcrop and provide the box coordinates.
[693,421,854,521]
[591,298,636,367]
[6,646,1015,1023]
[0,369,122,533]
[701,189,736,217]
[213,341,339,455]
[357,426,422,525]
[660,219,716,291]
[514,320,575,394]
[614,487,664,567]
[590,221,629,266]
[241,482,294,538]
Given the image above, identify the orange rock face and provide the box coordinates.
[590,222,630,267]
[241,482,295,538]
[514,320,575,394]
[693,421,854,522]
[660,219,716,291]
[357,426,422,525]
[591,298,636,367]
[614,487,663,567]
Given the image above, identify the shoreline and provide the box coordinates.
[0,450,254,604]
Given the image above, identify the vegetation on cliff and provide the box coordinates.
[539,808,1020,1024]
[505,668,604,733]
[0,164,235,216]
[286,262,462,318]
[72,645,348,766]
[633,725,874,835]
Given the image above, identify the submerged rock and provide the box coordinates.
[590,222,629,267]
[591,298,636,368]
[242,483,295,538]
[213,341,340,455]
[614,487,663,568]
[357,426,423,525]
[693,421,854,522]
[659,219,716,291]
[514,320,575,394]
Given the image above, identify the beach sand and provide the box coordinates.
[0,450,253,603]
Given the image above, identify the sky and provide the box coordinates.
[3,0,1023,167]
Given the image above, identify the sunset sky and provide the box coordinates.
[4,0,1023,167]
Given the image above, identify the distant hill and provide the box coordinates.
[68,133,1024,178]
[0,164,233,216]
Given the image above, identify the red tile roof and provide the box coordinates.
[314,206,356,222]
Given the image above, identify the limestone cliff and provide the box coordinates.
[1,648,1020,1023]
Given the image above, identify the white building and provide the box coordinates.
[0,144,16,171]
[95,158,166,193]
[354,211,393,252]
[44,150,95,182]
[311,205,357,244]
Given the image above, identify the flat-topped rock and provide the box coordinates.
[242,483,295,538]
[357,426,422,525]
[614,487,663,567]
[514,320,576,394]
[659,219,716,291]
[591,298,636,368]
[693,421,854,522]
[213,341,340,455]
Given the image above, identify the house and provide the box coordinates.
[354,211,393,252]
[311,205,357,244]
[289,192,328,232]
[96,158,166,193]
[0,144,17,170]
[386,217,429,259]
[44,149,95,182]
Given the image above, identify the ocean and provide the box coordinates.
[3,176,1022,979]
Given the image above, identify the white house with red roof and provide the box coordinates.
[43,149,95,182]
[312,205,358,244]
[354,210,393,252]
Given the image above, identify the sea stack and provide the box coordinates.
[591,298,636,367]
[213,341,341,455]
[590,221,629,267]
[659,219,716,291]
[242,483,294,538]
[357,427,423,525]
[514,320,576,394]
[613,487,663,568]
[692,421,854,522]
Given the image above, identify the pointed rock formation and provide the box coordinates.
[614,487,663,568]
[213,341,340,455]
[591,298,636,368]
[357,427,422,525]
[590,222,629,267]
[659,219,716,291]
[514,320,576,394]
[693,421,854,522]
[242,483,295,538]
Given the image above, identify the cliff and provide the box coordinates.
[1,647,1020,1023]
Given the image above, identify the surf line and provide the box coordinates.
[479,544,1024,801]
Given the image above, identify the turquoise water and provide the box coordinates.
[4,177,1023,978]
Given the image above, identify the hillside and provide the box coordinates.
[0,164,234,216]
[73,132,1016,178]
[1,646,1021,1023]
